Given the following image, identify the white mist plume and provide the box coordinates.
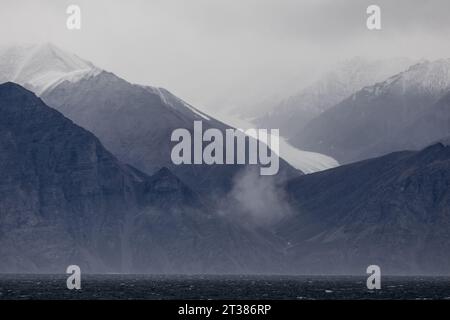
[220,168,293,227]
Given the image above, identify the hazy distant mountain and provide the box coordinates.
[294,59,450,163]
[0,83,284,274]
[255,57,414,139]
[374,90,450,153]
[0,43,301,195]
[278,142,450,275]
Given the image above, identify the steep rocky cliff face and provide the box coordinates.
[0,82,138,272]
[0,83,283,274]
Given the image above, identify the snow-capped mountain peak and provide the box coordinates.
[360,58,450,98]
[254,56,415,140]
[0,43,100,95]
[0,43,334,176]
[392,59,450,93]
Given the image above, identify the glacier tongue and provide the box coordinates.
[213,112,339,173]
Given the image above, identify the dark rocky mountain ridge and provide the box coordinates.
[277,142,450,274]
[0,82,284,274]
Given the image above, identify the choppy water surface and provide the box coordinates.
[1,274,450,300]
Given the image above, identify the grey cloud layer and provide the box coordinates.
[1,0,450,112]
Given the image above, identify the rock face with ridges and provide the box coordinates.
[0,82,284,274]
[0,82,139,272]
[278,143,450,275]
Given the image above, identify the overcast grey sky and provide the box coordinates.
[1,0,450,113]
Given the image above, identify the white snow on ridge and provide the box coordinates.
[39,67,102,94]
[0,43,98,95]
[144,86,211,120]
[259,57,416,122]
[359,58,450,98]
[0,43,213,123]
[0,42,337,175]
[183,102,211,121]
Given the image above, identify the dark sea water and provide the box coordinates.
[1,274,450,300]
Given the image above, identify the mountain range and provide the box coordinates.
[254,57,414,140]
[0,43,304,197]
[294,59,450,163]
[1,43,450,275]
[0,82,284,273]
[2,83,449,274]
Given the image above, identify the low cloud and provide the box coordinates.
[219,167,293,227]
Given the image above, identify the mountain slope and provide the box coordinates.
[0,43,301,195]
[40,65,300,195]
[294,59,450,163]
[0,82,284,274]
[255,57,414,140]
[277,142,450,274]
